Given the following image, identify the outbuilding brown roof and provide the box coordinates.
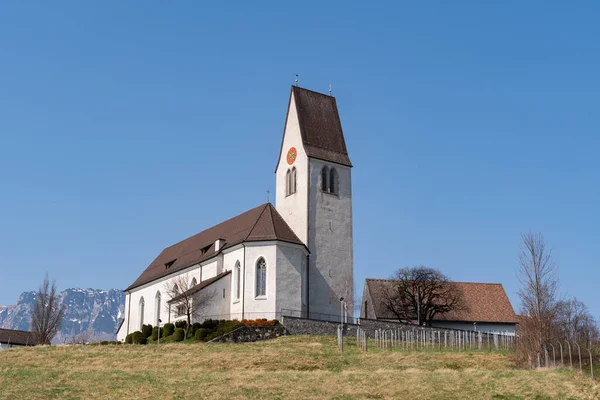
[125,203,305,291]
[277,86,352,169]
[0,328,37,346]
[364,279,518,324]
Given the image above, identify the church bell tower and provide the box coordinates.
[275,86,354,318]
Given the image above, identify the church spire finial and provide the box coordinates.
[329,84,332,96]
[294,74,299,87]
[266,189,270,203]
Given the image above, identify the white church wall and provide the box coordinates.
[242,242,277,320]
[275,243,305,316]
[275,93,309,245]
[120,263,202,339]
[308,158,354,317]
[201,260,218,281]
[117,294,131,341]
[196,274,232,321]
[222,245,245,319]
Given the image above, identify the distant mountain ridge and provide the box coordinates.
[0,288,125,343]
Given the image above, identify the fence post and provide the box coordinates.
[574,343,582,373]
[549,344,556,368]
[587,344,593,380]
[566,341,573,369]
[558,342,563,368]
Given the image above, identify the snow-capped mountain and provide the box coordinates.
[0,288,125,343]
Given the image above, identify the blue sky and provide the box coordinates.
[1,2,598,318]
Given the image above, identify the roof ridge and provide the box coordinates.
[0,328,33,334]
[365,278,505,286]
[291,85,335,99]
[161,203,266,252]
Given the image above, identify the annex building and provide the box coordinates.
[361,279,519,335]
[118,86,354,341]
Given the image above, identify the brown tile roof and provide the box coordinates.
[167,270,231,303]
[278,86,352,169]
[125,203,305,291]
[364,279,518,324]
[0,328,37,346]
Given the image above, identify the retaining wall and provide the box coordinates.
[209,326,286,343]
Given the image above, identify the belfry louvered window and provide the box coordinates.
[286,168,297,196]
[321,166,329,191]
[255,257,266,297]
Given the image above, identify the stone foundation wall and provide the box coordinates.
[209,326,286,343]
[282,316,429,337]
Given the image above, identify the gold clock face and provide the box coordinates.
[287,147,297,165]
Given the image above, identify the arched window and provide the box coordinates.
[155,291,161,325]
[191,277,197,287]
[321,166,329,192]
[286,169,291,196]
[173,284,179,295]
[235,261,241,300]
[329,168,338,194]
[139,297,145,330]
[291,167,297,194]
[255,257,266,297]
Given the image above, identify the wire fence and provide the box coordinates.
[349,326,516,353]
[541,342,595,380]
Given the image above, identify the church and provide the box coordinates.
[117,86,354,341]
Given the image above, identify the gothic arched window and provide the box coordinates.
[173,284,179,295]
[291,167,297,194]
[321,166,329,192]
[191,277,197,287]
[329,168,338,194]
[139,297,145,330]
[286,169,291,196]
[255,257,267,297]
[155,291,161,325]
[235,261,241,300]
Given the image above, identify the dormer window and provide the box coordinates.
[200,244,212,255]
[164,260,176,270]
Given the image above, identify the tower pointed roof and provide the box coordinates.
[279,86,352,168]
[125,203,306,291]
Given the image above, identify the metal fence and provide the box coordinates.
[541,341,595,380]
[353,326,516,353]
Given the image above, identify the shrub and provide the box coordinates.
[141,324,153,338]
[201,319,219,330]
[205,320,243,341]
[191,322,202,336]
[195,328,207,341]
[175,320,188,330]
[163,323,175,337]
[152,326,163,341]
[132,331,148,345]
[125,333,133,344]
[174,328,185,342]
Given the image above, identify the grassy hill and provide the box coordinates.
[0,336,598,399]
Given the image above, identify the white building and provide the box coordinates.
[117,86,354,341]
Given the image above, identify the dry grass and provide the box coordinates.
[0,336,598,399]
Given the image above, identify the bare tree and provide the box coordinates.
[31,274,66,345]
[516,232,560,367]
[164,274,216,338]
[382,266,466,326]
[556,298,599,344]
[70,329,95,345]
